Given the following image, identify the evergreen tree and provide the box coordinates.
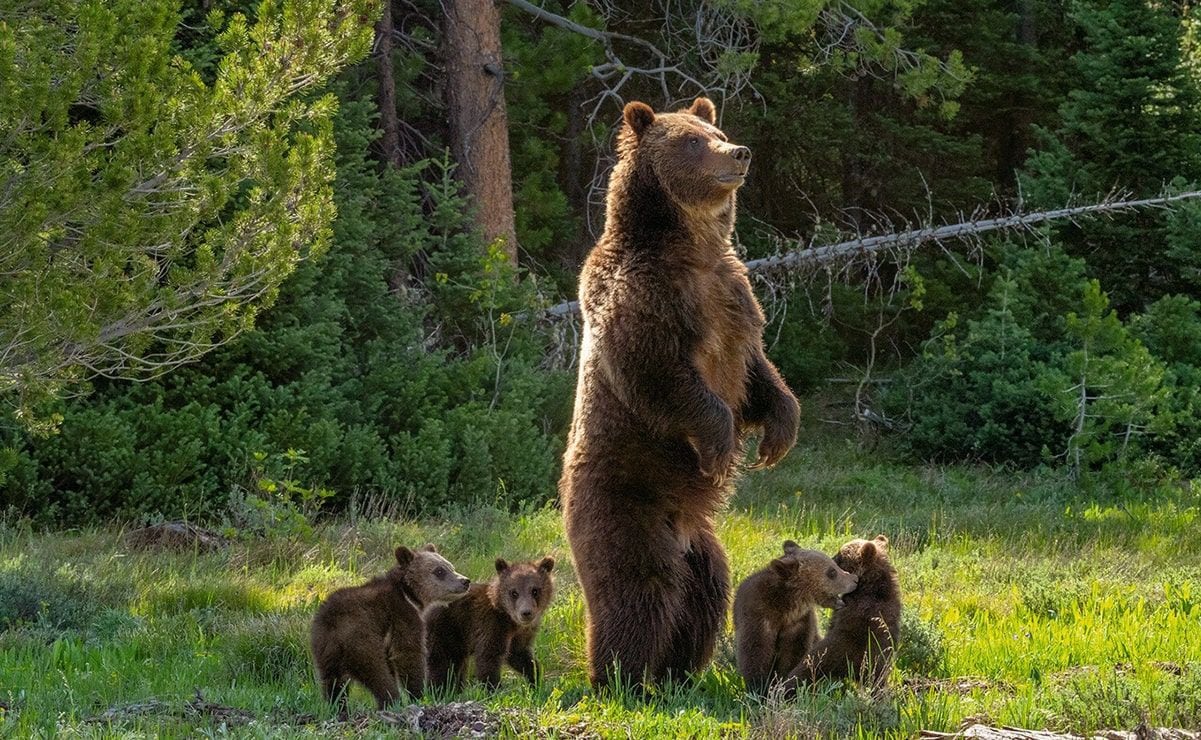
[0,0,376,423]
[1022,0,1201,311]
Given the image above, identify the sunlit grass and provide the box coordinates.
[1,434,1199,737]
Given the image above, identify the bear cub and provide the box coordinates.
[426,556,556,690]
[734,540,858,694]
[788,535,902,690]
[310,544,470,714]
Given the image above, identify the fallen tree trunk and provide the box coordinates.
[540,190,1201,319]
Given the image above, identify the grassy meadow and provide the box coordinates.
[2,432,1200,738]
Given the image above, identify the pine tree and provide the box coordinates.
[0,0,376,424]
[1022,0,1201,311]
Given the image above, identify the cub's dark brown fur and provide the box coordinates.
[787,535,901,690]
[310,544,469,713]
[734,540,858,694]
[560,96,800,689]
[426,556,555,690]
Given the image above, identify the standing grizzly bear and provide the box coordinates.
[426,556,555,690]
[787,535,902,690]
[310,544,470,714]
[734,540,858,694]
[560,96,801,688]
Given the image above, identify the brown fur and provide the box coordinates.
[786,535,902,691]
[560,97,800,689]
[309,544,470,714]
[734,540,858,694]
[426,556,555,690]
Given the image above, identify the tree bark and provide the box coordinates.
[442,0,518,262]
[375,0,404,169]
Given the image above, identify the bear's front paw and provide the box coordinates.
[752,396,799,469]
[696,411,737,479]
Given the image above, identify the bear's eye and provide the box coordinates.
[687,135,701,149]
[510,589,519,600]
[531,587,540,599]
[434,567,446,578]
[826,567,836,579]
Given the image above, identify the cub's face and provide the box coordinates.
[493,556,555,627]
[773,540,859,609]
[622,97,751,211]
[395,544,471,607]
[832,535,892,579]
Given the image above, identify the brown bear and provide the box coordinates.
[734,540,859,694]
[309,544,470,714]
[786,535,902,691]
[560,96,801,689]
[426,556,555,691]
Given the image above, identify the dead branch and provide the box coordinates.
[538,190,1201,319]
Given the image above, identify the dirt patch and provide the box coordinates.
[89,692,253,726]
[379,701,501,737]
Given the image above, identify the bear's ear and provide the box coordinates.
[859,542,878,565]
[623,101,656,138]
[422,543,438,553]
[874,534,889,551]
[538,557,555,574]
[395,546,414,568]
[688,96,717,124]
[782,539,800,555]
[770,558,794,578]
[495,558,510,574]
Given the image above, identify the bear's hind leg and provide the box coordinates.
[658,526,730,682]
[319,669,351,718]
[588,582,680,691]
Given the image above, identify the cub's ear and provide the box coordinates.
[874,534,889,551]
[689,96,717,124]
[422,543,438,553]
[782,539,800,555]
[770,558,793,578]
[623,101,656,137]
[495,558,510,574]
[395,546,414,567]
[860,542,878,565]
[538,557,556,574]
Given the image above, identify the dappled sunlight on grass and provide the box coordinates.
[0,438,1199,736]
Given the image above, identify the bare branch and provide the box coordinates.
[537,190,1201,319]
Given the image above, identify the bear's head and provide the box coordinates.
[393,543,471,607]
[772,539,859,609]
[832,535,894,582]
[491,556,556,627]
[618,96,751,212]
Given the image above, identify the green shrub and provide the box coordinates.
[1,91,570,526]
[896,611,946,677]
[0,566,132,633]
[892,246,1175,472]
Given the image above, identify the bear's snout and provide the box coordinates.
[730,145,751,164]
[457,577,470,591]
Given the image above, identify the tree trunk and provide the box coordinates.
[442,0,518,263]
[375,0,403,169]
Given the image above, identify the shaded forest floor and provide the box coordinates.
[2,434,1200,738]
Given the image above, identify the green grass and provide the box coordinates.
[2,434,1199,737]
